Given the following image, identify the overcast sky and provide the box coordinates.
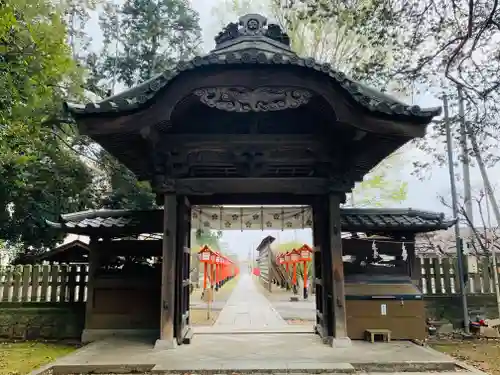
[85,1,500,259]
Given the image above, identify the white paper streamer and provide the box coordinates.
[372,241,379,259]
[401,242,408,261]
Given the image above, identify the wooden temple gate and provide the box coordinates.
[45,207,454,345]
[63,14,441,348]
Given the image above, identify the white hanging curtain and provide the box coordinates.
[191,206,313,231]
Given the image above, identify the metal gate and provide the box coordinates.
[174,196,192,345]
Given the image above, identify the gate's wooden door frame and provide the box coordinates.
[312,198,334,342]
[172,193,339,345]
[174,196,193,345]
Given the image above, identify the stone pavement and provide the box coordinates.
[38,335,469,374]
[271,300,316,320]
[212,273,288,330]
[29,273,479,374]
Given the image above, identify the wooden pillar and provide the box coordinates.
[407,235,420,288]
[313,197,334,342]
[329,194,351,347]
[156,194,177,349]
[81,236,100,343]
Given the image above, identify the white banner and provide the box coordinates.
[191,206,312,231]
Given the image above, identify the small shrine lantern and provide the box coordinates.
[289,249,301,290]
[198,245,213,290]
[198,245,213,263]
[290,249,301,263]
[278,253,285,265]
[298,244,313,300]
[299,244,313,262]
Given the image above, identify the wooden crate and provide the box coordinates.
[345,281,426,340]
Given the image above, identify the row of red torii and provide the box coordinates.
[198,245,240,291]
[276,244,313,299]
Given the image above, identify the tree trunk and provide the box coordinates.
[466,121,500,318]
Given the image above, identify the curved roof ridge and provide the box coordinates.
[64,14,441,124]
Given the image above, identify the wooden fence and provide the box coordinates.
[1,255,500,303]
[0,264,88,303]
[416,255,500,295]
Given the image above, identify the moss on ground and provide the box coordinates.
[0,341,77,375]
[433,340,500,375]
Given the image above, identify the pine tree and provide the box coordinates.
[88,0,201,209]
[99,0,201,90]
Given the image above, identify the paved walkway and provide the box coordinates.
[213,273,288,330]
[48,336,461,374]
[40,275,462,374]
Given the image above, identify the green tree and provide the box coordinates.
[213,0,395,86]
[291,0,500,174]
[80,0,202,210]
[98,0,201,89]
[275,241,303,253]
[99,153,156,210]
[62,0,101,61]
[350,151,408,207]
[62,0,110,99]
[274,1,409,206]
[0,0,97,252]
[193,229,222,252]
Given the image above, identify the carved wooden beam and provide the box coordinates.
[155,135,341,173]
[160,134,328,152]
[151,177,353,195]
[193,87,313,112]
[183,193,318,205]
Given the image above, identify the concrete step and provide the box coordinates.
[150,361,466,374]
[47,374,479,375]
[193,325,314,334]
[47,359,471,375]
[151,374,462,375]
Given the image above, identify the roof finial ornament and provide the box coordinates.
[214,13,291,49]
[239,14,267,36]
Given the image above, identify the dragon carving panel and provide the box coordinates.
[193,87,313,113]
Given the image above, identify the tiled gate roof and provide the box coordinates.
[46,208,454,236]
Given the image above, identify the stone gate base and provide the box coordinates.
[29,334,483,375]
